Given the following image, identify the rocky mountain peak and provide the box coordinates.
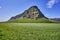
[29,6,38,9]
[10,6,47,20]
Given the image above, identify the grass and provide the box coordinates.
[7,18,57,23]
[0,23,60,40]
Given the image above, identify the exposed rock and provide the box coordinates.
[10,6,47,20]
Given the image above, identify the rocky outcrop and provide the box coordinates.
[10,6,47,20]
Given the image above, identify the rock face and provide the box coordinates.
[10,6,47,20]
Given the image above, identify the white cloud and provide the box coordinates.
[47,0,59,8]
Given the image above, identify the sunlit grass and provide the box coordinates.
[0,23,60,40]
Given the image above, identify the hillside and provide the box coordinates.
[50,18,60,22]
[8,6,56,23]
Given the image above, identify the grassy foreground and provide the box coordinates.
[0,23,60,40]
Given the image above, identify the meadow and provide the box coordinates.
[0,23,60,40]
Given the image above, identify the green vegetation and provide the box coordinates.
[7,18,57,23]
[0,23,60,40]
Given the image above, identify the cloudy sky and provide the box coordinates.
[0,0,60,22]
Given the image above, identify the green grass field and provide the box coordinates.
[0,23,60,40]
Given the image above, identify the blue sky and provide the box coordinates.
[0,0,60,22]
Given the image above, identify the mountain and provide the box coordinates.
[8,6,56,23]
[50,18,60,22]
[10,6,47,20]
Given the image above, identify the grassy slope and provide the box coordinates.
[0,23,60,40]
[7,18,57,23]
